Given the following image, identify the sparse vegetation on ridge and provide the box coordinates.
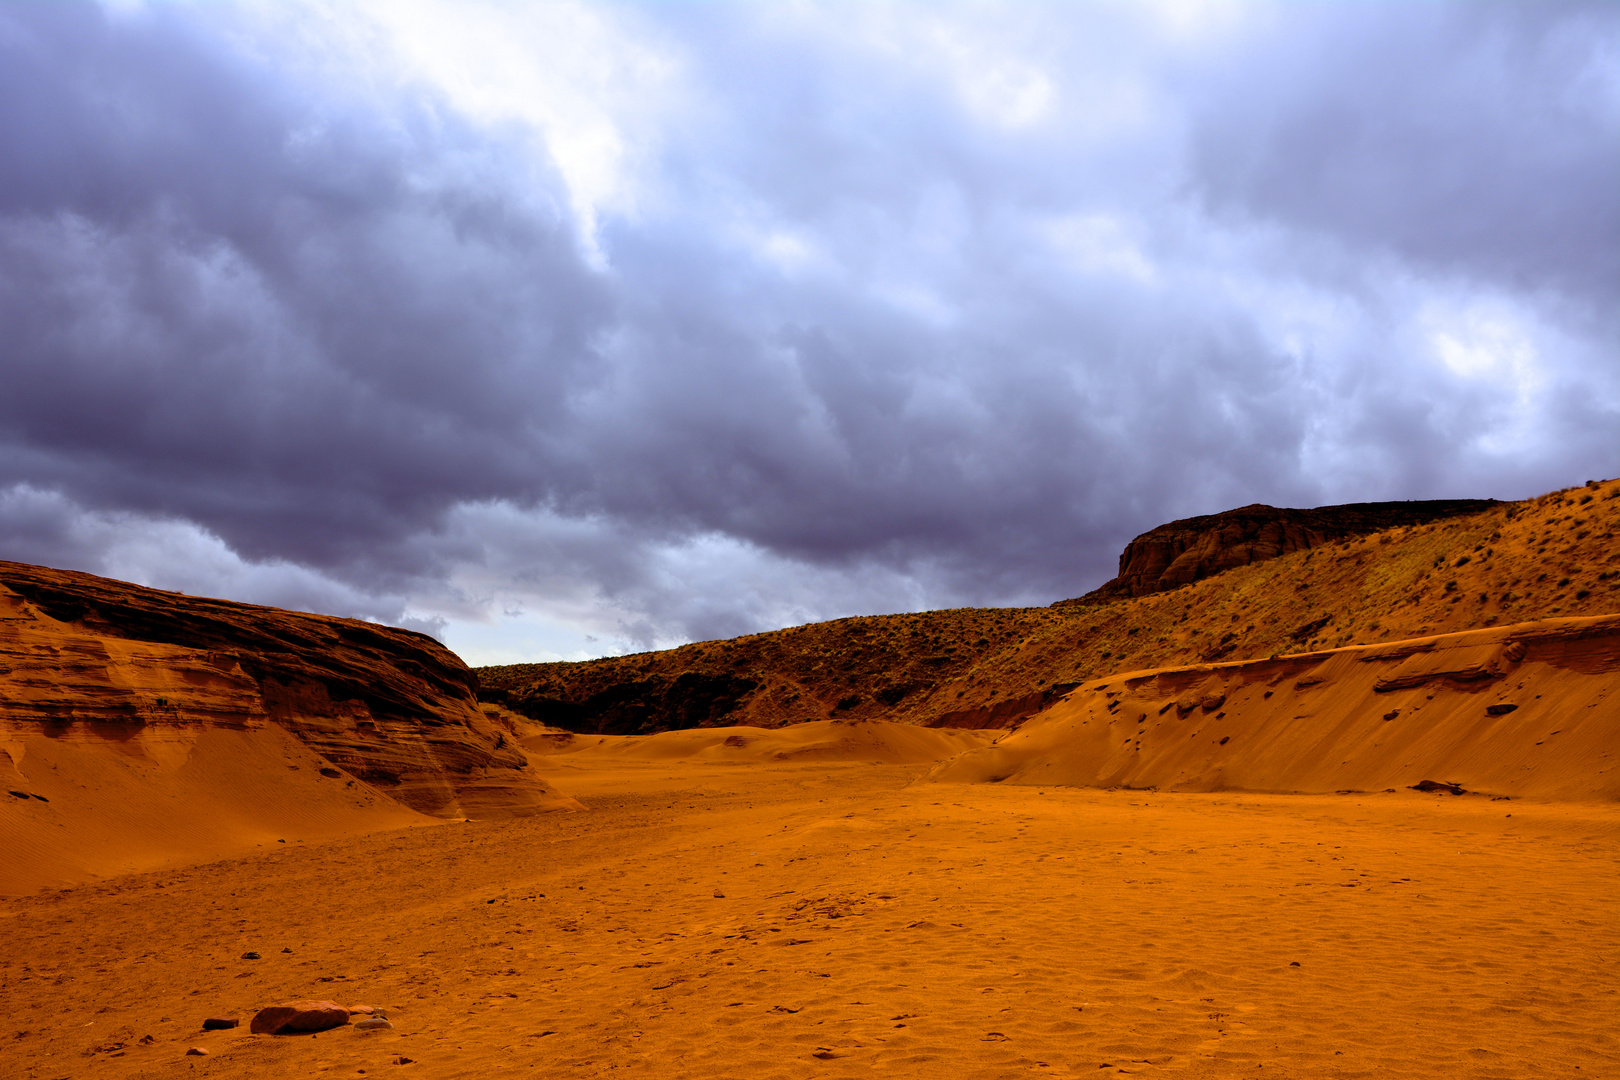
[477,479,1620,733]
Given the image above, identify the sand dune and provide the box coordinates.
[0,720,433,895]
[928,614,1620,800]
[524,718,996,765]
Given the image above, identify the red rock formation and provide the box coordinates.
[1059,499,1497,605]
[0,560,572,817]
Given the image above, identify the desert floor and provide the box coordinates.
[3,759,1616,1080]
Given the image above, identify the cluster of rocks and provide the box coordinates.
[194,999,393,1043]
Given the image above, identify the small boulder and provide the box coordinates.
[186,1047,209,1056]
[249,1000,350,1035]
[202,1016,239,1030]
[354,1015,394,1031]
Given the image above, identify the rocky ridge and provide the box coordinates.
[479,481,1618,734]
[1060,499,1498,604]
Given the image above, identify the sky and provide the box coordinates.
[0,0,1615,665]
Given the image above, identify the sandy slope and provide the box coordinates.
[0,567,586,895]
[0,721,436,895]
[2,759,1614,1079]
[929,614,1620,800]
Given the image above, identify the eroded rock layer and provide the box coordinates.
[0,561,573,818]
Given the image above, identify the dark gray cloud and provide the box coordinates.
[1185,3,1620,302]
[0,2,1614,659]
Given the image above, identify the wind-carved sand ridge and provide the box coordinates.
[930,614,1620,800]
[1,483,1616,1078]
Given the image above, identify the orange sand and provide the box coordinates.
[3,753,1616,1079]
[0,722,432,896]
[523,717,997,764]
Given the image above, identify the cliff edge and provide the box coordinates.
[1059,499,1497,605]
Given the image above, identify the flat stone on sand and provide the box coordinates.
[249,1000,350,1035]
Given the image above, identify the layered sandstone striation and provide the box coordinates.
[0,561,575,819]
[1060,499,1498,605]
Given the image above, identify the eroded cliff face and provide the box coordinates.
[1064,499,1498,604]
[0,561,573,818]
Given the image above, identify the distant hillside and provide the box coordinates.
[477,479,1620,734]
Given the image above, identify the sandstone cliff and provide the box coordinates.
[0,561,575,819]
[1060,499,1497,605]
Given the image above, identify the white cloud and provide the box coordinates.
[333,0,683,256]
[1043,212,1157,284]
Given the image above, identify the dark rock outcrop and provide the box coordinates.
[1058,500,1497,605]
[491,671,762,735]
[923,684,1079,730]
[0,560,572,817]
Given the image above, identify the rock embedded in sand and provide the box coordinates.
[1411,780,1467,795]
[249,999,350,1035]
[186,1046,209,1056]
[202,1016,239,1030]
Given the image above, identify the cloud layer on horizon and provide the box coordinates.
[0,1,1615,662]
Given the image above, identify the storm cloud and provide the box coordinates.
[0,1,1615,661]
